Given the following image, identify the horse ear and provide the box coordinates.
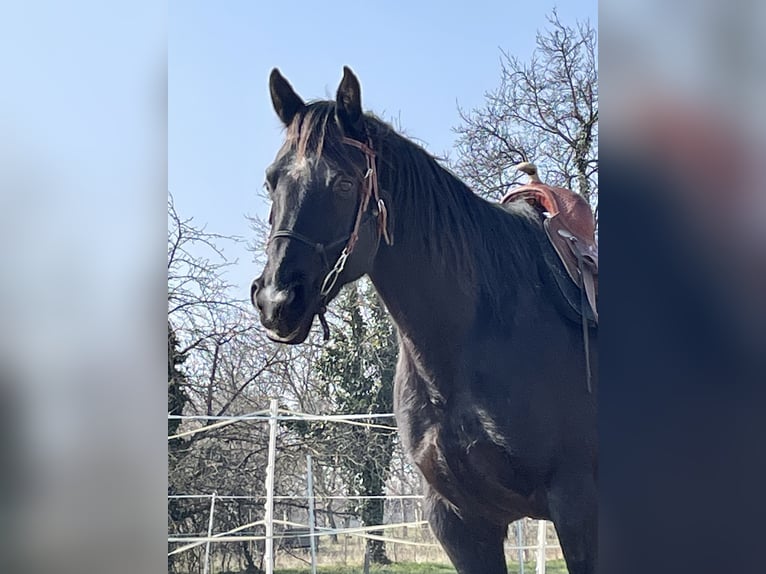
[335,66,364,134]
[269,68,305,127]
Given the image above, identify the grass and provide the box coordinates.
[275,560,569,574]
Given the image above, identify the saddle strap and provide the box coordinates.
[577,252,593,394]
[582,266,598,324]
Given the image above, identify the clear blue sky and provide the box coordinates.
[169,0,597,298]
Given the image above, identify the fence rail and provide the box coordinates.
[169,401,562,573]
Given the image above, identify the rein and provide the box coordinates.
[268,135,392,340]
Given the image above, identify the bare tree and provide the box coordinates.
[168,193,248,357]
[453,10,598,212]
[168,194,292,573]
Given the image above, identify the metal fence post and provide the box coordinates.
[203,492,217,574]
[264,399,279,574]
[306,454,318,574]
[536,520,547,574]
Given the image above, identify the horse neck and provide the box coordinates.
[368,242,474,398]
[366,140,496,385]
[369,233,475,350]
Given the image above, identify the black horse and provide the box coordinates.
[251,67,597,574]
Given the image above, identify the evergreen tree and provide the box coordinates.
[167,320,191,573]
[168,320,190,441]
[316,281,397,564]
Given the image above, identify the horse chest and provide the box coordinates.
[393,343,554,521]
[398,401,549,522]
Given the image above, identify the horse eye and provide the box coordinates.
[335,179,354,194]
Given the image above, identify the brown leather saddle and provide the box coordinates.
[501,182,598,324]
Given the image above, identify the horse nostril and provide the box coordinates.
[250,277,264,308]
[270,287,295,308]
[254,282,301,323]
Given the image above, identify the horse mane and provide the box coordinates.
[284,101,547,314]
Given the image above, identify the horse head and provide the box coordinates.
[251,67,390,344]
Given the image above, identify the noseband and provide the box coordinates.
[268,135,393,340]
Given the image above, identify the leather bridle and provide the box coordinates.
[267,135,393,340]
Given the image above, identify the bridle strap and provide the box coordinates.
[270,229,351,270]
[268,210,377,274]
[314,136,389,299]
[340,137,393,247]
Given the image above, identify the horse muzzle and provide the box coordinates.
[251,276,315,344]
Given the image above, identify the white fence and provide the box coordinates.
[168,399,562,573]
